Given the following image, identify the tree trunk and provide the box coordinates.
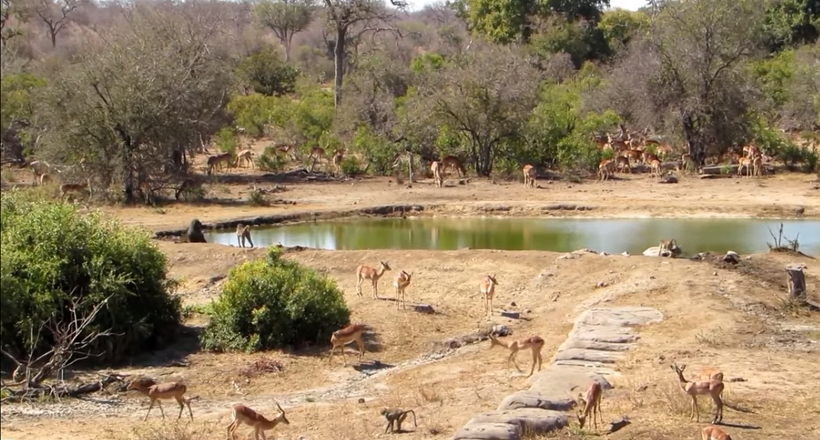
[50,31,57,48]
[682,114,705,166]
[333,26,347,109]
[407,151,414,183]
[285,34,293,63]
[785,266,806,299]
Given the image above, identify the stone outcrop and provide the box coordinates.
[452,307,663,440]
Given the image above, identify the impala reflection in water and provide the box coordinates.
[204,218,820,256]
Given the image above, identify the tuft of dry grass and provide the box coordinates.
[127,423,216,440]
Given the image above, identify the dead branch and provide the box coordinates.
[3,295,116,390]
[767,222,800,253]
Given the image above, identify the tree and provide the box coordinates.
[406,44,540,176]
[761,0,820,51]
[34,0,77,48]
[599,0,765,165]
[236,46,299,97]
[1,0,28,45]
[597,8,649,52]
[453,0,609,44]
[37,2,232,201]
[253,0,316,62]
[323,0,405,108]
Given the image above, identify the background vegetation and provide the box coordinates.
[1,0,817,198]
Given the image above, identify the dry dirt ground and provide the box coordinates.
[1,142,819,440]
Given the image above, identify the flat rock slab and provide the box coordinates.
[452,408,568,440]
[452,307,663,440]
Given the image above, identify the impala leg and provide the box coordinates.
[356,337,365,363]
[143,399,156,421]
[509,352,522,372]
[157,400,165,419]
[227,419,239,440]
[528,349,538,377]
[175,396,185,420]
[341,344,347,367]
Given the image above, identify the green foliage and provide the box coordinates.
[215,127,240,153]
[226,94,289,137]
[352,125,398,174]
[236,46,299,97]
[597,9,650,50]
[289,87,335,146]
[0,73,47,150]
[257,146,286,172]
[200,248,350,352]
[0,192,181,363]
[748,49,796,107]
[761,0,820,51]
[410,53,446,74]
[525,65,620,170]
[340,156,362,176]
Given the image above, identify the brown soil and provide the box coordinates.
[1,144,819,440]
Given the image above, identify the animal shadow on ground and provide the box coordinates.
[352,360,395,373]
[126,323,203,368]
[715,421,763,430]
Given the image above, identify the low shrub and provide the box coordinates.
[200,248,350,352]
[0,191,181,364]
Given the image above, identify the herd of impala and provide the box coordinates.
[124,258,734,439]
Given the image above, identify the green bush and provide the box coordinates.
[200,248,350,353]
[0,192,181,363]
[257,146,286,172]
[215,127,240,153]
[340,156,362,176]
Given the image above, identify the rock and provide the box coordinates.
[357,398,365,404]
[492,325,512,336]
[414,304,435,314]
[643,246,672,257]
[723,251,740,264]
[444,338,462,349]
[659,174,679,184]
[596,281,608,288]
[621,251,630,257]
[454,307,664,438]
[500,311,520,319]
[795,206,805,216]
[510,301,517,307]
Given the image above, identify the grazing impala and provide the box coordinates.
[598,159,615,181]
[576,381,603,431]
[702,425,732,440]
[522,164,536,188]
[332,148,345,176]
[355,261,391,299]
[614,155,631,173]
[127,377,195,422]
[440,155,466,177]
[488,334,545,377]
[328,323,366,366]
[234,148,255,169]
[207,152,233,175]
[226,401,289,440]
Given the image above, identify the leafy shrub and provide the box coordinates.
[257,146,286,172]
[778,143,818,172]
[235,46,298,97]
[247,189,269,206]
[215,127,240,153]
[0,191,181,364]
[340,156,362,176]
[200,248,350,352]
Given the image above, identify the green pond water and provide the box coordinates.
[204,218,819,255]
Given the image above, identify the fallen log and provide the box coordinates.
[1,373,125,402]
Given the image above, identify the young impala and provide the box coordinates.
[355,261,391,299]
[488,334,545,377]
[577,381,603,431]
[127,377,195,422]
[328,323,367,367]
[226,401,289,440]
